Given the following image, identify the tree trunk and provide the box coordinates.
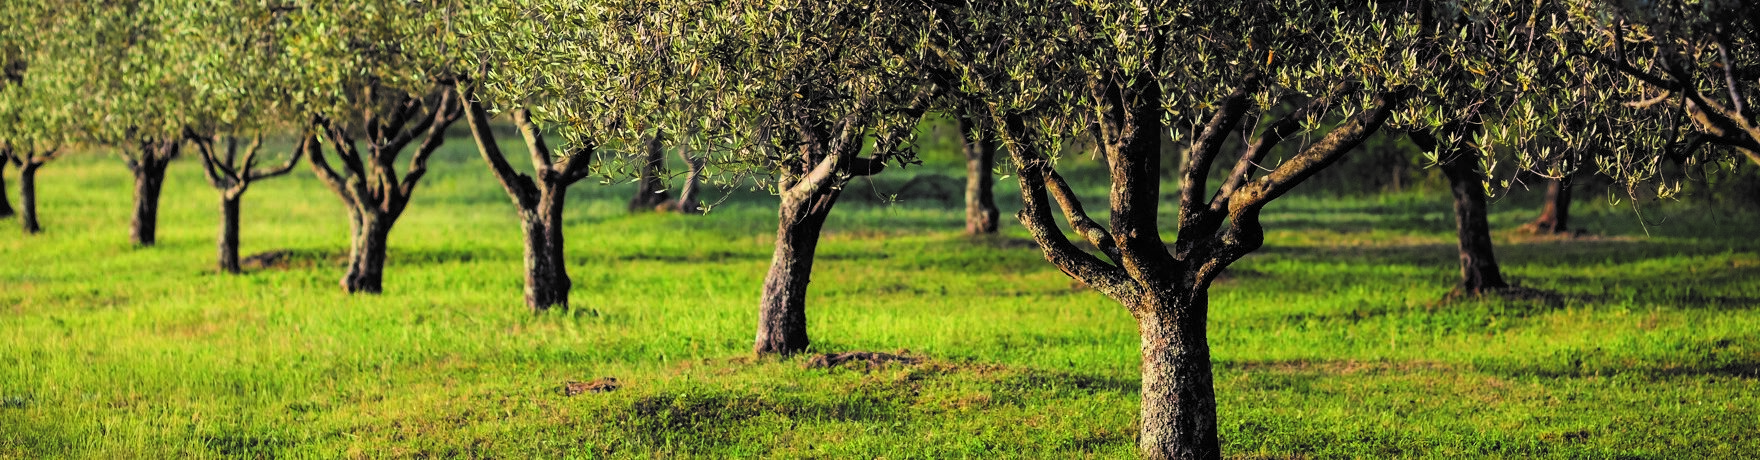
[753,191,837,356]
[629,136,671,211]
[959,116,999,234]
[1527,176,1571,234]
[18,163,40,234]
[674,150,705,214]
[130,160,168,247]
[217,193,242,274]
[1440,151,1508,294]
[1137,290,1222,460]
[521,187,571,312]
[341,214,390,294]
[0,159,14,219]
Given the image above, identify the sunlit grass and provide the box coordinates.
[2,141,1756,458]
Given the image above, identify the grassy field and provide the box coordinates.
[2,134,1758,459]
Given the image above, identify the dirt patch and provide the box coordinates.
[563,377,621,396]
[240,249,339,271]
[804,351,922,371]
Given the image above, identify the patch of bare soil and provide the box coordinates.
[804,350,922,371]
[563,377,621,396]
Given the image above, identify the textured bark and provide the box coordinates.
[1138,291,1220,460]
[958,115,998,234]
[18,162,40,234]
[673,150,705,214]
[754,190,836,355]
[630,135,672,211]
[129,159,168,246]
[217,195,241,273]
[1528,177,1571,234]
[1411,128,1509,294]
[520,188,571,311]
[0,159,13,219]
[341,215,390,294]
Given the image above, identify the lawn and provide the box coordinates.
[2,136,1757,459]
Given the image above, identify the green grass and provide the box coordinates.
[2,138,1757,459]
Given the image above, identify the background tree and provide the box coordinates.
[956,109,999,234]
[0,0,77,234]
[283,1,466,294]
[925,1,1432,457]
[1561,0,1760,190]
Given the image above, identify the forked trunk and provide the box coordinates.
[217,194,242,274]
[18,163,40,234]
[1528,176,1571,234]
[342,214,391,294]
[0,160,14,219]
[629,136,671,211]
[958,116,999,234]
[130,160,168,246]
[521,187,571,312]
[1441,151,1508,294]
[753,191,837,356]
[1137,290,1222,460]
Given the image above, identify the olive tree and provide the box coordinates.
[925,1,1435,457]
[0,0,78,234]
[281,1,465,293]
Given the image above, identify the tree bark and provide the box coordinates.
[130,159,168,246]
[1527,176,1571,234]
[521,187,571,311]
[1138,291,1221,460]
[217,194,242,274]
[958,115,998,234]
[629,135,671,211]
[1435,141,1509,294]
[18,162,40,234]
[0,159,14,219]
[753,190,837,356]
[674,150,705,214]
[341,215,390,294]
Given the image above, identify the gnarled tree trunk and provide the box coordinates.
[1527,176,1571,234]
[18,162,40,234]
[520,187,571,310]
[958,114,998,234]
[341,214,391,293]
[129,156,170,246]
[673,150,705,214]
[1137,290,1221,460]
[753,189,837,355]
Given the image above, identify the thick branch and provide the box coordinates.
[399,88,463,201]
[460,89,539,208]
[1044,168,1124,266]
[1000,114,1138,304]
[246,135,304,181]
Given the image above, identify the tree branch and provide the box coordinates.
[398,87,463,201]
[1044,168,1124,267]
[459,88,539,207]
[247,135,306,181]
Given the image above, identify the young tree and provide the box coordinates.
[0,145,62,234]
[926,1,1431,457]
[186,134,307,273]
[283,1,466,293]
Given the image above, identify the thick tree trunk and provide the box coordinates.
[521,187,571,312]
[0,159,14,219]
[629,136,671,211]
[1440,152,1508,294]
[959,116,999,234]
[217,194,242,274]
[130,161,168,246]
[1527,177,1571,234]
[753,191,836,356]
[18,163,40,234]
[341,214,391,294]
[1137,290,1222,460]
